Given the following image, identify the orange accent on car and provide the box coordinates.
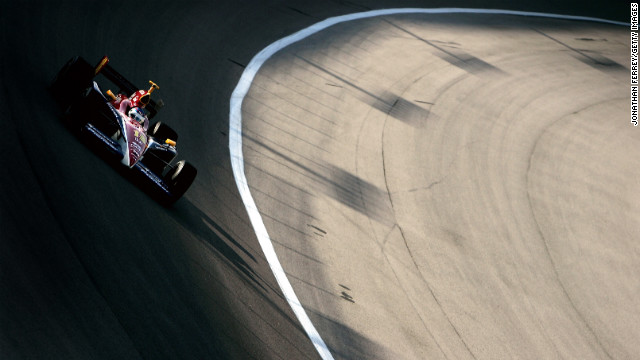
[95,56,109,75]
[148,80,159,94]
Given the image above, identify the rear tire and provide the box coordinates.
[63,86,94,130]
[50,56,94,108]
[149,121,178,143]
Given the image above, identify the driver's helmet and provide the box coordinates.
[128,107,147,125]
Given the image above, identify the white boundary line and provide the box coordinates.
[228,9,626,360]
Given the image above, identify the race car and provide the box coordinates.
[50,56,197,205]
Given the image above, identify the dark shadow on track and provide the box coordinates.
[0,0,626,359]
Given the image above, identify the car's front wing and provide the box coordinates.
[83,122,175,201]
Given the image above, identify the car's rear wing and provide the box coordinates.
[94,56,162,119]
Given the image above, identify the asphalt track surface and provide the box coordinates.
[0,1,632,360]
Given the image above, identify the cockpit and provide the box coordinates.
[128,107,148,125]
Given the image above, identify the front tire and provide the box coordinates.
[165,160,197,202]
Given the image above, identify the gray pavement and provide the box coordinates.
[0,1,632,359]
[243,13,636,359]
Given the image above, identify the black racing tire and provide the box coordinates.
[149,121,178,143]
[62,86,94,130]
[164,160,197,202]
[50,56,94,108]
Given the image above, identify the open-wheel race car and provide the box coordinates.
[50,56,197,205]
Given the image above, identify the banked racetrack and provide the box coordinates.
[0,1,633,359]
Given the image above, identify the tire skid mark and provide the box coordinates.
[229,9,625,360]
